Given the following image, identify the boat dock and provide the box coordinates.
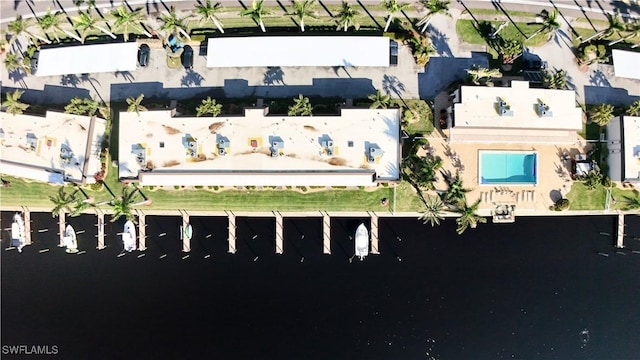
[226,211,237,254]
[616,212,625,249]
[181,211,190,253]
[369,211,380,254]
[322,211,331,254]
[58,211,66,247]
[22,207,32,245]
[274,211,284,254]
[96,211,105,249]
[138,212,147,251]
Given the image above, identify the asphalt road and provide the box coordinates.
[2,0,638,25]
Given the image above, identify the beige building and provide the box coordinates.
[607,115,640,183]
[0,111,107,184]
[118,107,401,187]
[447,81,582,144]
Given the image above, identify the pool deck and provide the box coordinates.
[423,134,593,211]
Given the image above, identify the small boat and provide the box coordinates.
[181,223,193,241]
[63,224,78,253]
[122,220,137,252]
[11,213,26,253]
[355,223,369,261]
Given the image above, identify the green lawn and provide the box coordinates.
[463,8,540,18]
[0,160,424,212]
[565,182,639,210]
[456,19,553,47]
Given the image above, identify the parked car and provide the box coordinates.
[181,45,193,69]
[138,44,150,67]
[390,40,398,66]
[30,50,39,74]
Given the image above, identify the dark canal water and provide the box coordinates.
[2,211,639,359]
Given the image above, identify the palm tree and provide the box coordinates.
[195,0,225,33]
[412,38,436,66]
[416,157,442,190]
[50,186,74,218]
[466,66,502,86]
[419,196,446,227]
[159,6,192,41]
[2,90,29,115]
[454,198,486,235]
[240,0,272,33]
[288,0,319,32]
[7,15,51,44]
[441,170,471,205]
[196,97,223,117]
[626,100,640,116]
[527,9,560,40]
[73,9,116,43]
[581,11,625,44]
[621,190,640,210]
[111,5,152,42]
[609,21,640,46]
[110,187,138,224]
[589,103,615,126]
[64,97,102,116]
[288,94,313,116]
[417,0,450,33]
[368,90,391,109]
[381,0,409,32]
[126,94,147,115]
[3,52,24,72]
[335,1,360,32]
[543,69,567,89]
[69,197,94,217]
[581,169,603,190]
[38,9,82,42]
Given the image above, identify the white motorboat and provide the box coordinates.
[63,224,78,253]
[11,213,26,253]
[181,223,192,241]
[122,220,136,252]
[355,223,369,261]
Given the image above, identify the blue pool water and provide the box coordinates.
[479,151,537,185]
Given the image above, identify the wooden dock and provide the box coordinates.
[226,211,237,254]
[96,211,105,250]
[369,212,379,254]
[322,211,331,254]
[274,211,284,254]
[138,213,147,251]
[22,208,32,245]
[181,211,190,253]
[616,212,625,249]
[58,211,66,247]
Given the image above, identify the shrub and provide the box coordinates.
[174,185,180,189]
[602,176,612,188]
[550,198,570,211]
[195,185,203,189]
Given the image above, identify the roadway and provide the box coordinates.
[2,0,638,25]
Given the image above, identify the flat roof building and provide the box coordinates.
[34,42,138,77]
[118,107,401,187]
[448,81,583,144]
[0,111,107,184]
[607,115,640,183]
[206,37,390,67]
[612,50,640,80]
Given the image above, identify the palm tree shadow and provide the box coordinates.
[429,27,453,57]
[180,69,205,87]
[8,68,28,86]
[589,69,611,87]
[60,74,81,88]
[356,0,382,29]
[263,66,286,85]
[114,71,136,83]
[382,74,408,108]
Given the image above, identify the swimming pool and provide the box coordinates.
[479,151,538,185]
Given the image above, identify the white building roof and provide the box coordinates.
[606,116,640,182]
[35,42,138,77]
[206,36,390,67]
[454,81,582,130]
[0,111,107,184]
[612,50,640,80]
[118,108,401,186]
